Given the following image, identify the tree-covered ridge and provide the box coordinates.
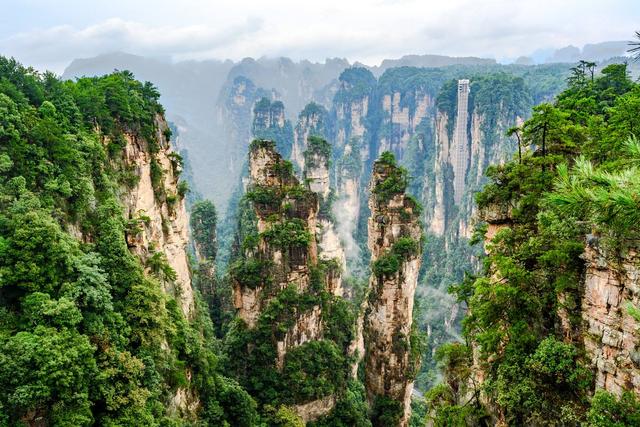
[252,98,294,159]
[0,57,257,426]
[334,67,377,104]
[425,62,640,426]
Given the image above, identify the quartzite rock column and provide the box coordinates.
[363,153,423,427]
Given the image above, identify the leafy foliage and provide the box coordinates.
[373,151,409,202]
[0,57,256,425]
[190,199,218,260]
[372,237,420,278]
[434,59,640,424]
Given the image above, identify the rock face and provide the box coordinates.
[363,156,423,427]
[233,141,319,326]
[115,114,199,418]
[304,137,347,292]
[427,80,524,240]
[252,97,294,159]
[330,68,376,273]
[231,140,347,421]
[293,395,337,424]
[292,102,330,171]
[217,76,271,179]
[333,67,375,156]
[582,238,640,396]
[378,88,434,159]
[471,202,515,417]
[427,111,452,236]
[122,114,194,318]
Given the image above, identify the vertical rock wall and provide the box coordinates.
[122,114,194,318]
[304,137,347,293]
[231,140,346,421]
[378,90,434,159]
[292,102,330,172]
[364,156,423,427]
[582,238,640,395]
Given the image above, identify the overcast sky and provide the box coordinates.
[1,0,639,73]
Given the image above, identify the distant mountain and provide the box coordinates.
[61,45,631,211]
[222,56,349,118]
[372,54,496,75]
[545,40,629,63]
[64,52,233,125]
[62,52,349,210]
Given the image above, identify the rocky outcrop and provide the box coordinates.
[231,140,346,421]
[252,98,294,158]
[233,141,319,327]
[293,395,337,423]
[364,154,423,427]
[479,202,513,244]
[122,114,194,318]
[378,89,434,158]
[304,137,346,293]
[292,102,330,171]
[217,76,271,178]
[582,238,640,396]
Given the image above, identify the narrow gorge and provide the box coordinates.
[3,39,640,426]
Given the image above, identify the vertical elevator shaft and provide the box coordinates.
[453,79,470,204]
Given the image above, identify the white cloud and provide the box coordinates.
[0,16,263,71]
[1,0,638,72]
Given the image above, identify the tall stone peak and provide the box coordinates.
[292,102,330,171]
[121,114,194,318]
[252,98,294,159]
[304,136,346,286]
[228,140,353,422]
[364,152,423,427]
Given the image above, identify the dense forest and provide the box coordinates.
[2,45,640,426]
[0,57,258,426]
[422,62,640,425]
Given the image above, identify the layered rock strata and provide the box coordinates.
[122,114,194,318]
[582,238,640,395]
[363,155,423,427]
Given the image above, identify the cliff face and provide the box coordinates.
[427,81,524,240]
[122,115,194,318]
[217,76,271,179]
[426,111,452,236]
[472,202,515,417]
[582,238,640,395]
[330,68,376,273]
[292,102,330,171]
[304,137,346,291]
[229,140,351,421]
[378,89,435,159]
[117,115,201,419]
[252,98,294,159]
[363,156,423,427]
[333,68,376,154]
